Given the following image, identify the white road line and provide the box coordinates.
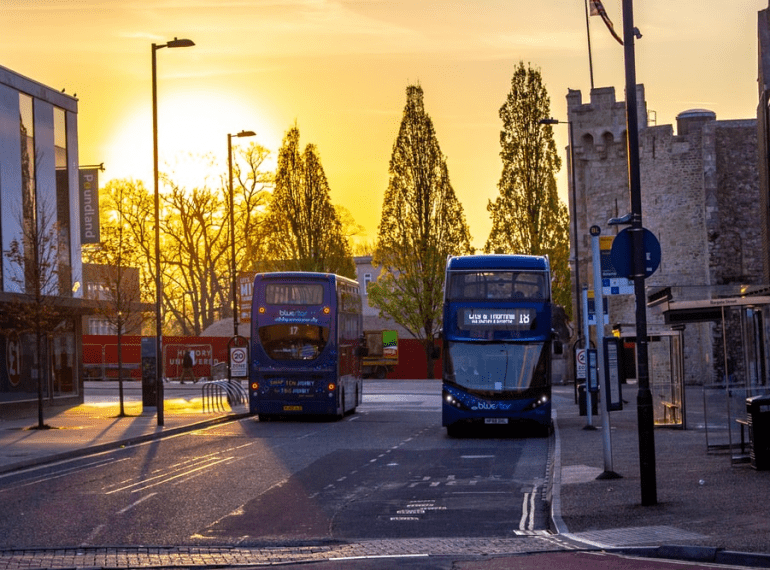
[80,523,105,546]
[518,485,538,531]
[0,457,128,491]
[105,457,234,494]
[117,492,157,514]
[519,492,530,530]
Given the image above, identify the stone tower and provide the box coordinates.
[566,86,760,385]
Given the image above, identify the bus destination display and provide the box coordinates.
[461,308,535,329]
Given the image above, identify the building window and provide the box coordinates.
[54,107,72,296]
[88,316,119,336]
[363,273,372,294]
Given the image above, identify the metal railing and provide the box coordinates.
[202,379,248,413]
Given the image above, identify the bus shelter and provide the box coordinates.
[612,323,686,428]
[648,285,770,464]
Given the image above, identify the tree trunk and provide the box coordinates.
[117,329,125,417]
[424,338,434,380]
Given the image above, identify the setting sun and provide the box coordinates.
[0,0,764,249]
[105,86,282,191]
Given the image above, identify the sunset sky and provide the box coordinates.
[1,0,765,249]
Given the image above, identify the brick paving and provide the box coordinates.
[0,537,574,569]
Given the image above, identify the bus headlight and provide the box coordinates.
[443,391,470,410]
[524,394,549,410]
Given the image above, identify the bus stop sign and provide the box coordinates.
[610,227,661,279]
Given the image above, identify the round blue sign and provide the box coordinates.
[609,227,661,279]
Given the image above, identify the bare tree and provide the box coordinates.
[82,180,147,415]
[4,198,72,428]
[162,180,229,335]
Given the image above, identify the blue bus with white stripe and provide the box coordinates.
[442,255,553,435]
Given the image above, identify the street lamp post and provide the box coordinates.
[227,130,255,382]
[621,0,657,506]
[152,37,194,426]
[539,117,581,333]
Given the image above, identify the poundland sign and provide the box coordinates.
[79,169,100,244]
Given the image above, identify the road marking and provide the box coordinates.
[80,524,105,546]
[519,484,538,531]
[105,457,234,494]
[117,492,157,514]
[0,457,128,491]
[331,554,429,561]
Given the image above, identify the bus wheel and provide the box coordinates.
[337,391,346,420]
[446,424,463,438]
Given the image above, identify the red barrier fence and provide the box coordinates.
[82,335,442,380]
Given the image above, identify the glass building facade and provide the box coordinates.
[0,65,84,409]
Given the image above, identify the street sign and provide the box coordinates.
[576,348,587,381]
[610,227,661,279]
[230,346,248,378]
[600,235,634,295]
[586,290,609,325]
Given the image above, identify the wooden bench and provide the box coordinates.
[661,401,680,424]
[736,418,750,454]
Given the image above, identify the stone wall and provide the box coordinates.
[566,86,761,386]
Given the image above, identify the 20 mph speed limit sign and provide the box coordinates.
[575,348,587,381]
[230,346,248,378]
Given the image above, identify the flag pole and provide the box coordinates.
[584,0,595,90]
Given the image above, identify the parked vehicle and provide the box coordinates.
[361,330,398,378]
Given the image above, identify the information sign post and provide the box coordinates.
[591,226,621,479]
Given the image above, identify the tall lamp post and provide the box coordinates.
[227,130,255,382]
[152,37,194,426]
[539,117,581,334]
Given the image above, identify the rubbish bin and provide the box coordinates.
[746,394,770,470]
[578,383,598,417]
[141,337,159,409]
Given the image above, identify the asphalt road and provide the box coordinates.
[0,381,550,549]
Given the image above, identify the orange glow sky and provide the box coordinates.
[1,1,765,249]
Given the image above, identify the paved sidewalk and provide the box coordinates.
[0,381,250,473]
[552,383,770,557]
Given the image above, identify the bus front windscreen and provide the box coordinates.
[258,324,330,361]
[447,341,546,393]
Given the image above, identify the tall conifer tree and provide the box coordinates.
[370,85,473,378]
[264,126,355,278]
[486,62,571,314]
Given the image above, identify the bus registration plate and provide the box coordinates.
[283,405,302,411]
[485,418,508,424]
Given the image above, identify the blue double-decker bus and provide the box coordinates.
[442,255,553,436]
[249,272,363,420]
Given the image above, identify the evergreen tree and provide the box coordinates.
[370,85,473,378]
[485,62,571,315]
[264,125,355,278]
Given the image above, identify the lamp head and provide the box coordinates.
[167,37,195,48]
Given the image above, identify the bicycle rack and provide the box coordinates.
[202,379,248,413]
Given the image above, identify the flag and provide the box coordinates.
[589,0,623,46]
